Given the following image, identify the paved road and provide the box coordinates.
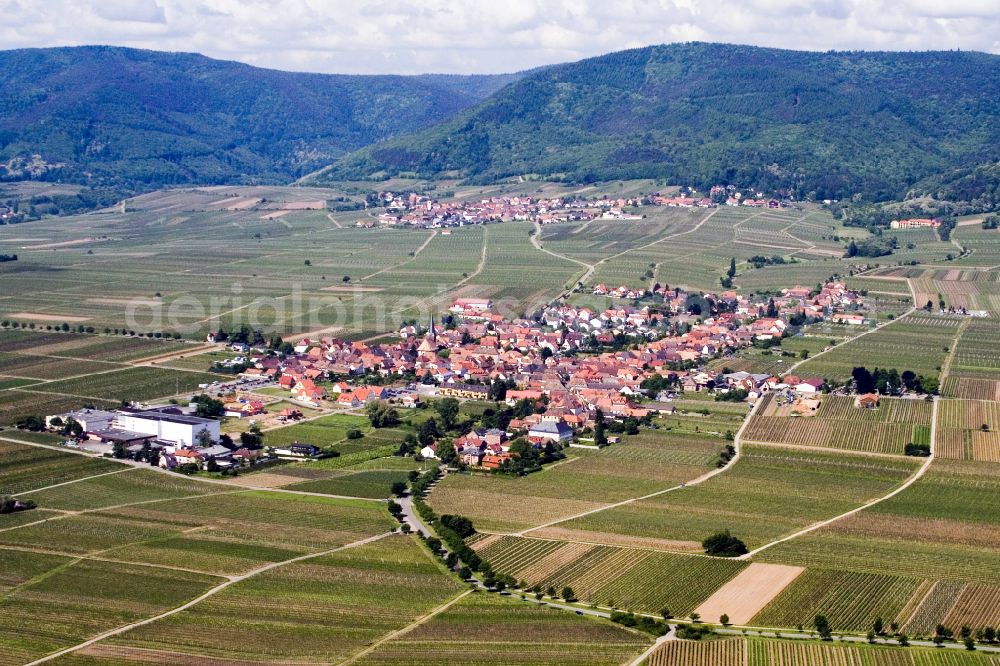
[397,494,432,538]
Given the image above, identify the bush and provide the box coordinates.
[676,624,713,640]
[609,611,670,636]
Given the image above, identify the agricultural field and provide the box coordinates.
[265,412,370,446]
[88,535,467,664]
[0,440,124,494]
[942,319,1000,400]
[35,366,222,403]
[758,459,1000,618]
[24,467,226,510]
[427,430,725,533]
[468,222,583,310]
[653,635,1000,666]
[736,261,852,293]
[0,389,117,426]
[708,346,802,376]
[0,554,222,666]
[284,469,412,498]
[743,394,933,456]
[353,590,649,666]
[747,638,1000,666]
[0,190,560,339]
[795,314,963,383]
[649,637,747,666]
[0,330,216,424]
[471,534,747,615]
[547,446,919,551]
[751,567,925,632]
[0,329,198,362]
[0,483,394,576]
[935,399,1000,462]
[951,223,1000,268]
[877,265,1000,313]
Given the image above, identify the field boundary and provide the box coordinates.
[335,588,474,665]
[23,531,394,665]
[517,396,763,537]
[740,397,938,559]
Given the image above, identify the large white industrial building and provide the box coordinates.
[115,408,220,446]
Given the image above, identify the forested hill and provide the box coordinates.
[0,46,521,189]
[312,43,1000,201]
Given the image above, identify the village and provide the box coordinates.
[362,185,792,229]
[42,281,876,474]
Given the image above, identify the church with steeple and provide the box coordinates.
[416,316,439,353]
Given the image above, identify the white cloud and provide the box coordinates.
[92,0,166,23]
[0,0,997,73]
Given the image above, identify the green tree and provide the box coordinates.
[702,531,748,557]
[240,422,264,449]
[434,398,461,430]
[195,428,214,448]
[815,614,832,641]
[418,418,440,446]
[594,409,608,448]
[561,586,576,602]
[366,399,399,428]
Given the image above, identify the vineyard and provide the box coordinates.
[25,467,224,510]
[943,377,1000,401]
[745,637,1000,665]
[471,535,746,615]
[427,430,722,532]
[744,394,932,455]
[649,637,746,666]
[0,556,221,666]
[38,366,222,403]
[796,314,963,383]
[936,399,1000,462]
[0,440,124,495]
[944,319,1000,400]
[751,568,925,632]
[651,637,1000,666]
[551,446,919,551]
[101,535,469,665]
[0,487,395,577]
[354,591,648,666]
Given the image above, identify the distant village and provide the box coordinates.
[362,185,788,228]
[44,281,874,473]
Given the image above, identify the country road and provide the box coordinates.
[740,397,938,559]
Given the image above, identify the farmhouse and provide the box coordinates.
[831,312,866,325]
[856,393,881,409]
[273,443,323,458]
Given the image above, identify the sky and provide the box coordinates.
[1,0,999,74]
